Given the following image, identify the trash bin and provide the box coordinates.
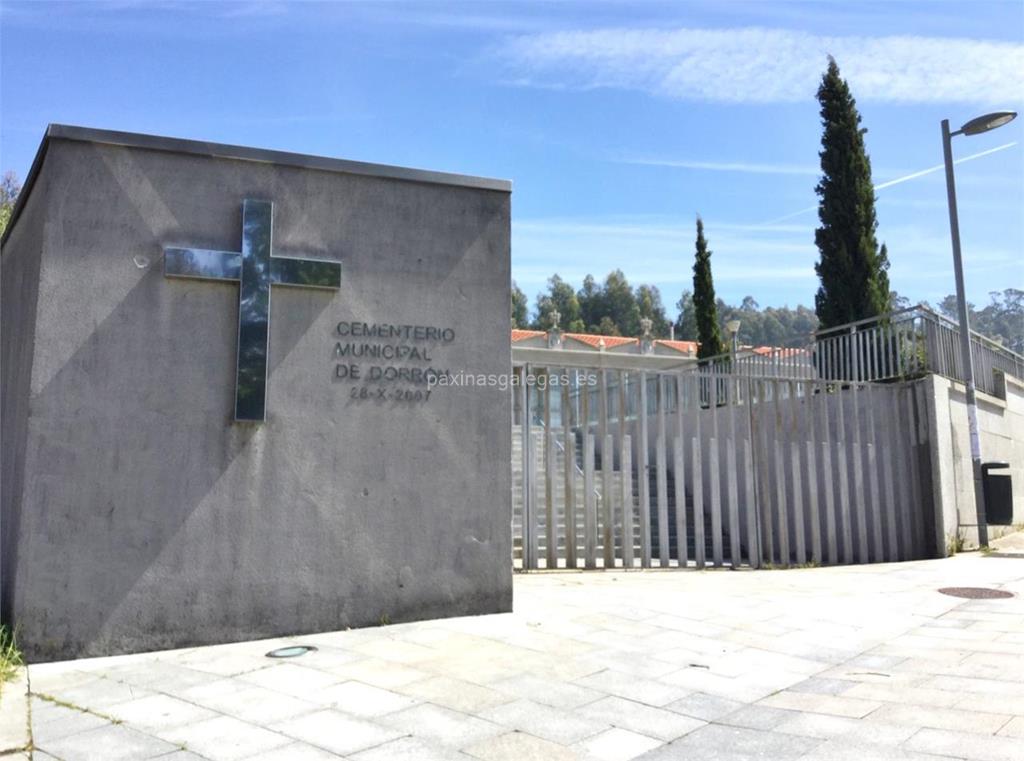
[981,462,1013,525]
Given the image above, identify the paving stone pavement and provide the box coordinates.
[22,553,1024,761]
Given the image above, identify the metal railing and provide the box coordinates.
[690,305,1022,395]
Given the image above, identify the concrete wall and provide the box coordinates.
[0,150,47,629]
[927,372,1024,550]
[1,133,512,660]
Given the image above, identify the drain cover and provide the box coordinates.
[266,645,317,658]
[938,587,1013,599]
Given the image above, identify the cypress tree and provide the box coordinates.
[693,216,725,359]
[814,57,891,329]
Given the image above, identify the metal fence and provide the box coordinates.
[694,306,1022,395]
[512,365,936,570]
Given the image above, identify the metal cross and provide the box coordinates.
[164,199,341,422]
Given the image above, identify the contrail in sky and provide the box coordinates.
[758,141,1019,226]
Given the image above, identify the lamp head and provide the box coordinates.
[960,111,1017,136]
[726,319,741,336]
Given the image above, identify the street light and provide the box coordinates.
[940,109,1017,549]
[726,320,741,360]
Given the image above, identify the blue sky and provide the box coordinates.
[2,0,1022,315]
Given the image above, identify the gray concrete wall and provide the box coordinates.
[927,372,1024,550]
[1,154,47,627]
[1,136,512,660]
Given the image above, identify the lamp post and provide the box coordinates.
[726,320,741,361]
[940,110,1017,549]
[726,320,741,401]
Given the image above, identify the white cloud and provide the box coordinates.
[497,27,1024,104]
[621,158,819,175]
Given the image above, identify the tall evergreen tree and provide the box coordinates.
[813,57,891,329]
[692,217,725,358]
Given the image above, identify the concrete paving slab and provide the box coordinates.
[36,722,181,761]
[0,668,30,755]
[463,730,578,761]
[21,554,1024,761]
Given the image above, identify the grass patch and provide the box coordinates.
[1,624,24,691]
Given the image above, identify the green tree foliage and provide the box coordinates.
[716,297,819,347]
[597,316,621,337]
[511,281,529,328]
[521,273,830,348]
[937,289,1024,354]
[674,291,698,341]
[533,274,584,332]
[578,274,603,331]
[0,171,21,237]
[813,58,891,329]
[692,217,725,358]
[600,270,642,337]
[636,284,670,337]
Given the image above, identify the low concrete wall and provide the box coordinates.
[926,371,1024,551]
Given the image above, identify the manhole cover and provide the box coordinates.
[266,645,317,658]
[938,587,1013,599]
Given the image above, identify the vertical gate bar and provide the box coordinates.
[582,378,593,567]
[565,433,577,569]
[599,370,612,568]
[543,374,556,569]
[709,436,722,568]
[878,385,899,561]
[773,384,790,566]
[638,371,652,568]
[851,382,869,564]
[890,386,911,560]
[691,433,705,569]
[744,377,761,568]
[584,432,597,569]
[901,387,925,561]
[835,382,854,564]
[673,433,688,568]
[562,379,576,569]
[656,375,670,566]
[617,371,628,567]
[692,375,705,569]
[820,383,838,565]
[519,365,532,569]
[755,379,775,566]
[865,383,884,562]
[603,434,616,569]
[621,434,634,569]
[727,373,742,568]
[709,372,723,567]
[805,380,822,564]
[906,385,926,558]
[675,374,689,567]
[790,380,806,565]
[788,381,806,565]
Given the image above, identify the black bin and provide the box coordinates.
[981,462,1013,525]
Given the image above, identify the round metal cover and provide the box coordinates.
[938,587,1013,600]
[266,645,318,658]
